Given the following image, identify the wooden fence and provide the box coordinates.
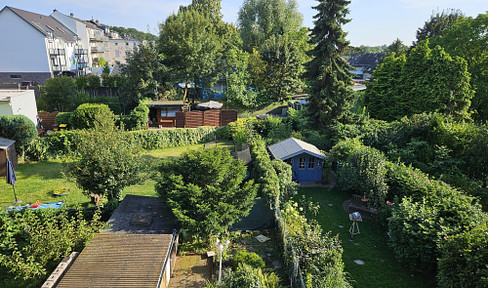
[38,111,59,131]
[175,109,237,128]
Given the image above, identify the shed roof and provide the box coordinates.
[56,233,173,288]
[0,137,15,149]
[4,6,76,42]
[268,137,325,160]
[0,90,31,102]
[146,100,185,109]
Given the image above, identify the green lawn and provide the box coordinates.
[238,102,287,117]
[298,187,435,288]
[0,141,234,209]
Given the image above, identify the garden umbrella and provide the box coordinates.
[196,101,223,110]
[6,158,20,204]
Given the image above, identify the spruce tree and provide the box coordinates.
[306,0,354,126]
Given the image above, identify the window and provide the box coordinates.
[299,157,305,169]
[10,75,21,79]
[286,158,293,166]
[115,50,120,57]
[308,158,315,169]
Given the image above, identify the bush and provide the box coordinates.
[336,141,389,208]
[0,208,103,288]
[120,102,149,131]
[54,112,71,125]
[437,223,488,288]
[70,103,115,129]
[231,249,265,269]
[24,138,48,162]
[0,115,38,155]
[41,131,82,157]
[250,136,280,200]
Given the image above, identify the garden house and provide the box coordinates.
[0,137,16,177]
[268,137,326,182]
[146,100,187,128]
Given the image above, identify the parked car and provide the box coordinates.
[20,81,38,87]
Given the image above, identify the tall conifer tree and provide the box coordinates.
[306,0,354,126]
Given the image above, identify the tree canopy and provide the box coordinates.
[156,147,257,238]
[365,40,473,121]
[305,0,354,126]
[237,0,303,53]
[415,9,464,44]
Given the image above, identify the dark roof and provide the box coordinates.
[102,195,177,234]
[4,6,76,42]
[348,53,384,68]
[146,100,185,109]
[56,233,173,288]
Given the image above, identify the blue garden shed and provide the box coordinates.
[268,138,326,183]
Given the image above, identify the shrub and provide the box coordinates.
[250,136,280,200]
[41,131,82,157]
[70,103,115,129]
[220,264,263,288]
[0,208,103,288]
[437,223,488,288]
[128,126,219,150]
[120,102,149,131]
[24,138,48,162]
[231,249,265,269]
[228,117,256,143]
[54,112,71,125]
[336,143,389,208]
[0,115,38,155]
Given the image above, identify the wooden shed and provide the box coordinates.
[0,137,17,177]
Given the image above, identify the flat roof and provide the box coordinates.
[146,101,185,108]
[0,90,31,102]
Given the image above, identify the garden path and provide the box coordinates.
[170,254,210,288]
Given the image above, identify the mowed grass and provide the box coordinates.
[298,187,436,288]
[0,141,234,209]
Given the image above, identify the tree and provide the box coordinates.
[385,38,408,57]
[225,48,258,108]
[120,41,165,113]
[366,41,473,121]
[40,76,76,112]
[429,13,488,122]
[260,34,302,101]
[416,9,464,44]
[66,117,142,201]
[159,7,223,101]
[156,147,257,238]
[305,0,354,126]
[237,0,303,53]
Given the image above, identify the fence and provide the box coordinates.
[38,111,59,131]
[175,109,237,128]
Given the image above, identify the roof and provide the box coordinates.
[102,194,177,234]
[268,137,325,161]
[56,233,173,288]
[348,53,384,68]
[4,6,76,42]
[0,90,31,102]
[146,100,185,108]
[0,137,15,149]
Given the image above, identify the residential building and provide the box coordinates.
[0,6,78,84]
[0,89,38,126]
[107,38,139,65]
[348,53,384,80]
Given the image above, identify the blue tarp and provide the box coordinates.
[7,201,65,212]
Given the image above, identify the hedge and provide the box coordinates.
[38,126,222,157]
[330,138,488,283]
[0,115,38,154]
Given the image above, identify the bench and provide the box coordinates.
[348,201,378,218]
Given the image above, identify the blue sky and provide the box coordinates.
[3,0,486,46]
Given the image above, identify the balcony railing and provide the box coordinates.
[49,48,66,56]
[75,49,88,56]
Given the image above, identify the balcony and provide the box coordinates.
[49,48,66,56]
[75,49,88,56]
[91,46,107,53]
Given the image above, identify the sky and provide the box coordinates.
[2,0,487,46]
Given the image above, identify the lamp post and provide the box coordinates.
[215,238,230,284]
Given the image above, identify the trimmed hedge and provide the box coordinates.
[0,115,38,154]
[70,103,114,129]
[39,126,221,157]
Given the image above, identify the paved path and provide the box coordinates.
[170,254,210,288]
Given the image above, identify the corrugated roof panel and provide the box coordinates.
[56,233,172,288]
